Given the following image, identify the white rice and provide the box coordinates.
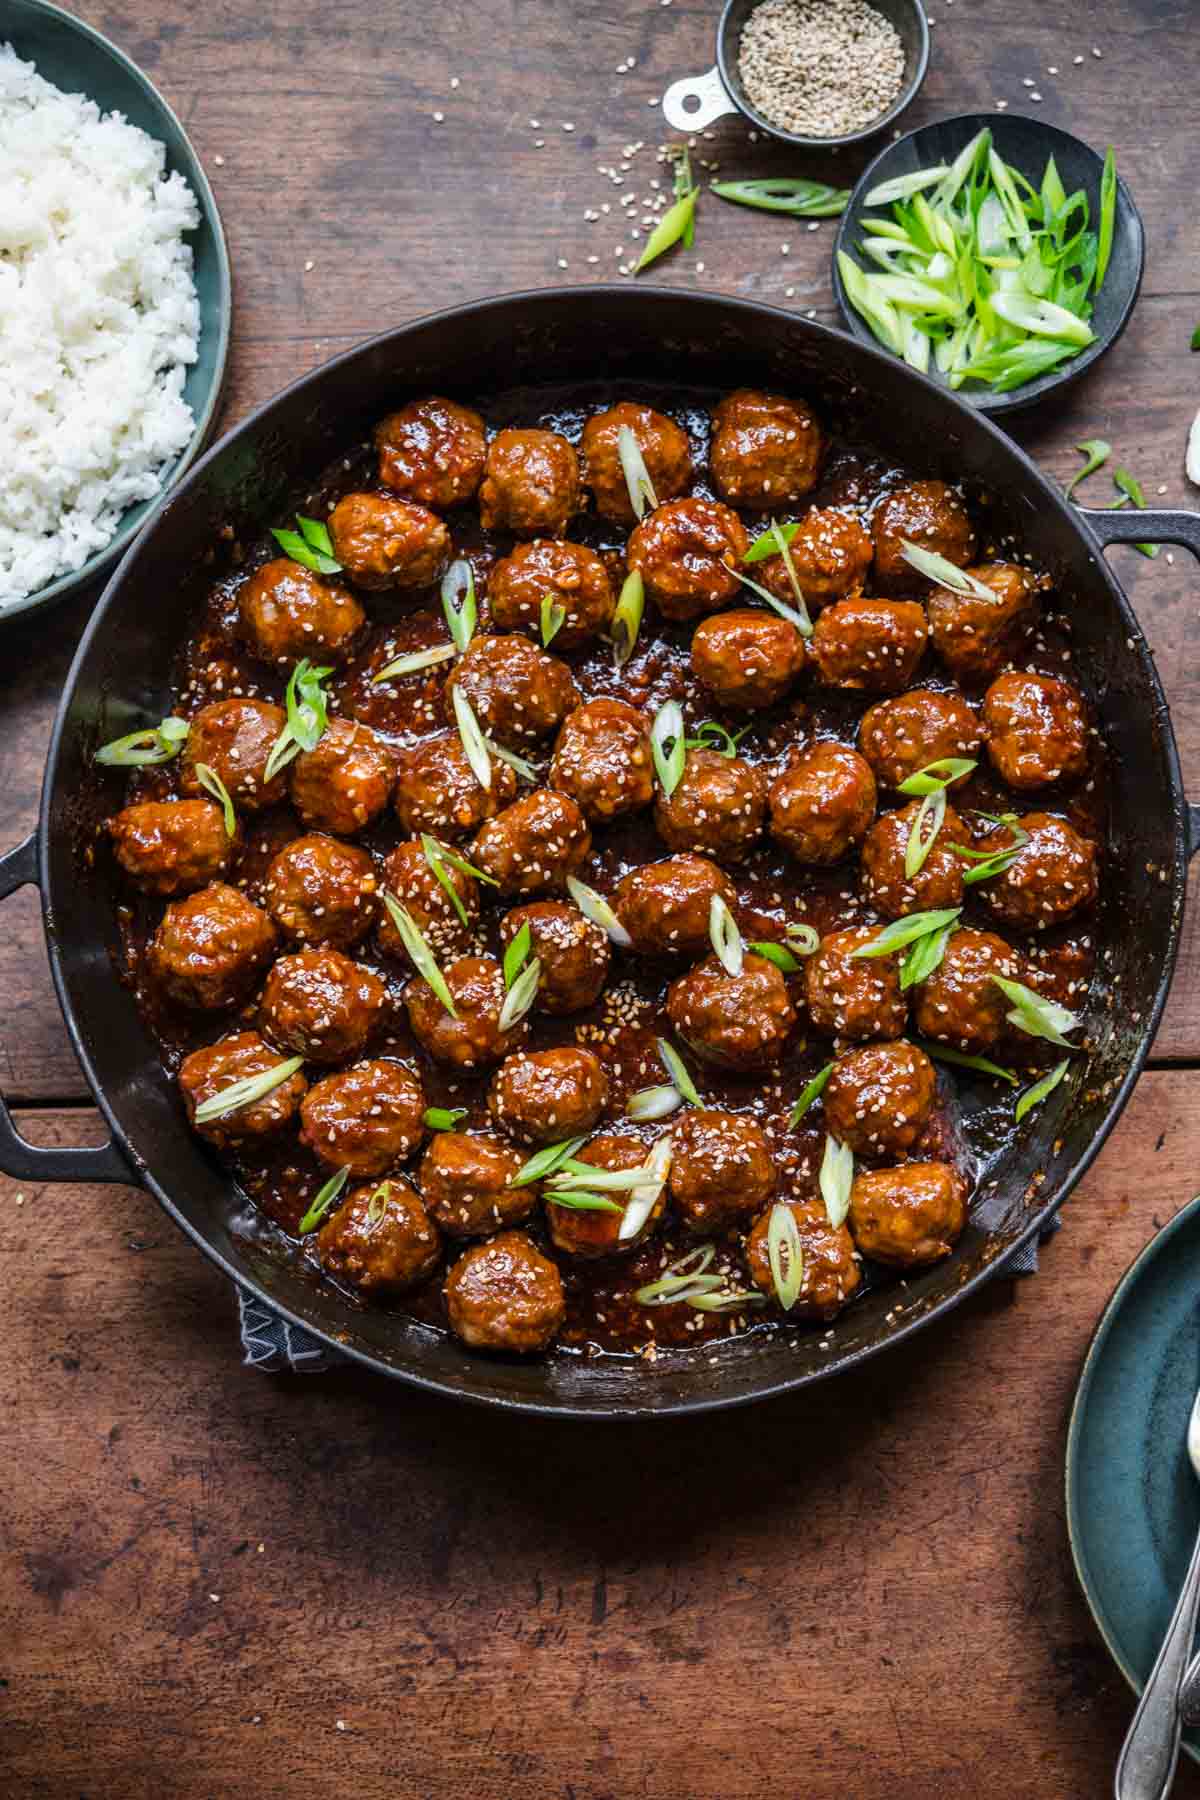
[0,44,202,605]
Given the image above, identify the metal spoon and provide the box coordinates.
[1114,1390,1200,1798]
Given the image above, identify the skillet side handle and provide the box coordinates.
[1078,505,1200,862]
[0,833,134,1185]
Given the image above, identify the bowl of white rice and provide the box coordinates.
[0,0,231,618]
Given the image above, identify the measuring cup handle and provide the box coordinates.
[662,68,737,132]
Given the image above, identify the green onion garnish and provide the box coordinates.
[193,762,236,837]
[451,686,492,792]
[265,659,334,781]
[565,875,632,948]
[497,956,541,1031]
[852,907,962,961]
[540,596,565,647]
[96,715,189,768]
[953,826,1029,885]
[686,720,750,758]
[297,1166,350,1233]
[711,176,848,217]
[271,514,342,575]
[767,517,813,634]
[486,736,539,783]
[904,787,947,878]
[900,919,955,990]
[657,1037,700,1107]
[371,642,457,684]
[990,975,1081,1048]
[365,1179,393,1225]
[441,559,477,654]
[916,1040,1018,1085]
[635,1244,720,1306]
[1065,438,1111,497]
[1095,147,1116,291]
[687,1287,766,1314]
[1014,1057,1071,1124]
[747,941,804,973]
[767,1202,804,1312]
[785,922,820,955]
[511,1135,588,1187]
[424,1106,467,1131]
[732,562,811,634]
[1111,466,1160,557]
[618,1136,674,1241]
[611,569,645,670]
[864,165,950,207]
[788,1061,833,1128]
[708,892,743,977]
[544,1190,623,1213]
[382,891,458,1017]
[617,423,658,520]
[627,1085,684,1122]
[650,699,686,798]
[502,921,532,989]
[897,758,977,797]
[819,1134,854,1230]
[193,1054,304,1124]
[635,147,698,273]
[555,1160,662,1194]
[420,834,474,927]
[1191,325,1200,353]
[744,520,799,564]
[900,542,998,603]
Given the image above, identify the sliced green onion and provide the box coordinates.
[990,975,1081,1048]
[1095,147,1116,292]
[424,1106,467,1131]
[193,1054,303,1124]
[498,956,541,1031]
[297,1165,350,1234]
[451,685,492,792]
[916,1039,1018,1085]
[540,595,566,647]
[711,176,849,217]
[441,559,477,654]
[265,658,334,782]
[819,1134,854,1230]
[96,715,189,768]
[365,1179,393,1225]
[272,515,342,575]
[371,641,457,683]
[503,921,532,989]
[785,922,821,956]
[485,736,539,783]
[618,1135,674,1242]
[1114,466,1148,508]
[900,920,954,990]
[897,758,977,797]
[651,700,686,798]
[420,833,475,928]
[900,541,998,603]
[788,1061,833,1127]
[611,569,645,670]
[744,520,799,564]
[556,1161,660,1193]
[989,291,1094,347]
[767,1202,804,1312]
[957,842,1027,886]
[1191,325,1200,353]
[904,787,947,878]
[545,1189,623,1213]
[635,1244,718,1306]
[382,891,458,1017]
[657,1037,700,1108]
[688,1287,766,1314]
[768,518,813,636]
[708,892,743,977]
[193,762,236,837]
[747,941,803,973]
[295,513,336,559]
[731,563,811,633]
[686,719,750,758]
[427,838,498,886]
[511,1135,588,1187]
[1014,1057,1071,1124]
[852,907,962,960]
[864,164,950,207]
[627,1085,684,1122]
[617,423,659,521]
[1065,438,1111,498]
[838,249,904,357]
[565,875,632,949]
[956,340,1081,393]
[634,183,698,273]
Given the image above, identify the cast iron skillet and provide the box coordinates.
[1,287,1198,1419]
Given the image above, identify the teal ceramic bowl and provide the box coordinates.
[0,0,231,620]
[1066,1194,1200,1764]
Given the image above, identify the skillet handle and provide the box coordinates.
[0,833,134,1185]
[1078,506,1200,861]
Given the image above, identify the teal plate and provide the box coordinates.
[0,0,232,620]
[1067,1193,1200,1763]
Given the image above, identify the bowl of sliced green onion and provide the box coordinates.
[831,112,1144,413]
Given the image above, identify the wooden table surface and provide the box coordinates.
[3,1,1200,1793]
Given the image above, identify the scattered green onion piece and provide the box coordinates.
[767,1202,804,1312]
[95,715,189,767]
[650,699,686,799]
[1040,155,1066,221]
[900,920,954,990]
[371,642,457,683]
[503,921,532,990]
[731,563,811,633]
[989,291,1094,347]
[627,1085,684,1122]
[785,922,820,956]
[838,250,904,357]
[1014,1057,1071,1124]
[427,839,497,886]
[381,892,458,1017]
[788,1062,833,1128]
[441,559,478,654]
[193,1054,303,1124]
[271,516,342,575]
[959,845,1026,886]
[611,569,645,670]
[635,1244,719,1306]
[916,1040,1018,1085]
[616,423,659,521]
[1192,326,1200,353]
[451,686,492,792]
[685,719,749,757]
[540,595,566,647]
[852,907,962,960]
[296,513,336,558]
[1095,147,1116,292]
[708,892,744,977]
[420,833,473,927]
[657,1037,700,1108]
[819,1134,854,1230]
[565,875,632,948]
[618,1136,674,1242]
[747,941,803,974]
[1112,465,1160,557]
[687,1287,766,1314]
[900,541,999,603]
[544,1190,623,1214]
[498,956,541,1032]
[485,736,539,783]
[671,143,696,246]
[1065,438,1111,498]
[744,520,799,564]
[193,762,236,837]
[897,757,977,797]
[958,340,1081,393]
[904,786,947,878]
[990,975,1081,1048]
[711,176,849,217]
[265,658,334,782]
[768,518,813,635]
[424,1106,467,1132]
[634,183,698,273]
[297,1165,350,1234]
[511,1135,588,1188]
[365,1179,393,1225]
[555,1161,661,1194]
[863,164,950,207]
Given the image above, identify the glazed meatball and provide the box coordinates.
[393,731,518,840]
[444,1230,565,1352]
[179,1030,307,1148]
[709,388,825,508]
[613,854,735,958]
[260,947,387,1064]
[444,634,580,747]
[478,428,581,537]
[488,1047,609,1144]
[109,799,233,896]
[811,598,929,694]
[928,561,1039,685]
[317,1177,441,1294]
[580,401,693,525]
[377,838,478,963]
[768,743,876,865]
[327,492,450,590]
[848,1161,967,1268]
[550,699,653,822]
[418,1130,535,1239]
[760,507,873,607]
[499,901,610,1014]
[746,1198,861,1319]
[148,882,277,1011]
[983,672,1089,790]
[823,1040,936,1157]
[690,609,806,711]
[860,800,969,919]
[545,1133,664,1259]
[655,748,767,862]
[472,790,591,895]
[264,834,378,947]
[805,926,908,1041]
[488,539,614,649]
[858,689,982,791]
[627,496,749,621]
[405,954,528,1070]
[181,697,288,814]
[290,716,396,836]
[668,1109,775,1233]
[871,480,976,593]
[977,812,1099,933]
[667,953,797,1070]
[374,396,487,509]
[911,927,1024,1052]
[237,558,364,666]
[300,1059,426,1177]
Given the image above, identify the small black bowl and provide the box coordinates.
[831,111,1145,415]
